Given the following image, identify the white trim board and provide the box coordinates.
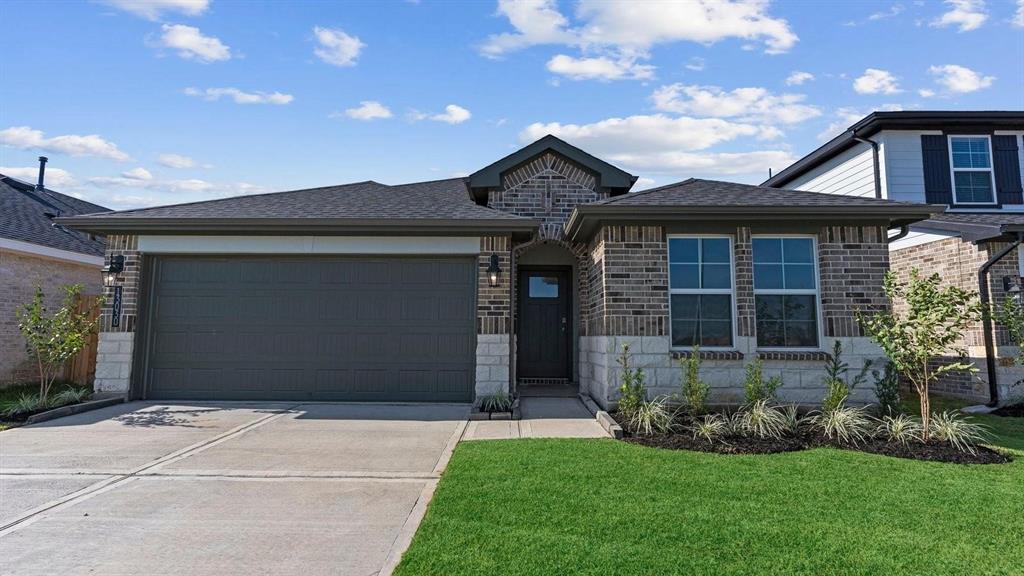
[137,235,482,255]
[0,237,104,266]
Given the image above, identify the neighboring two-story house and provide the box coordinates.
[764,111,1024,406]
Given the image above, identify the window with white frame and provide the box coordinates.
[949,136,996,204]
[668,236,733,348]
[752,237,819,348]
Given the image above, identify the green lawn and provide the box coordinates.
[397,409,1023,575]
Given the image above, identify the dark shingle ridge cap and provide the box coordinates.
[592,177,927,207]
[80,179,386,218]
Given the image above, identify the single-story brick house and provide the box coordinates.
[59,136,938,407]
[1,159,108,386]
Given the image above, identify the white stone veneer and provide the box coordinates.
[94,331,134,395]
[476,334,510,397]
[580,335,886,410]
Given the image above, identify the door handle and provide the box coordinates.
[561,316,567,333]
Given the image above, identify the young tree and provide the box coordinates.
[858,269,983,441]
[16,284,102,401]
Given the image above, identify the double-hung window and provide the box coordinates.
[949,136,996,204]
[668,236,733,348]
[753,237,819,348]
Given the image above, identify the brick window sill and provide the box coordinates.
[757,351,829,362]
[671,350,744,361]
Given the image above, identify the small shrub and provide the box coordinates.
[480,392,513,413]
[679,347,710,414]
[872,362,902,416]
[1,393,48,417]
[725,410,746,436]
[821,340,871,413]
[737,399,786,439]
[743,358,782,405]
[930,411,989,454]
[813,405,873,445]
[877,414,923,446]
[780,404,806,435]
[690,414,728,443]
[629,397,674,436]
[616,344,647,417]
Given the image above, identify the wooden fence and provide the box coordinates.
[62,295,100,386]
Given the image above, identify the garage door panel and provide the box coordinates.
[145,256,475,402]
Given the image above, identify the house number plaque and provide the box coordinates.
[111,285,123,328]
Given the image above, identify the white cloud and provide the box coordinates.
[634,177,657,190]
[184,87,294,105]
[122,167,153,180]
[1014,0,1024,27]
[336,100,393,121]
[816,105,903,141]
[410,104,472,124]
[85,175,265,209]
[546,54,654,81]
[481,0,797,82]
[785,71,814,86]
[868,4,905,20]
[519,114,793,180]
[0,166,76,188]
[101,0,208,20]
[928,64,995,93]
[651,84,821,125]
[931,0,988,32]
[0,126,131,161]
[480,0,576,58]
[919,88,937,98]
[157,153,196,168]
[685,57,706,71]
[313,27,364,67]
[158,24,230,62]
[853,68,902,94]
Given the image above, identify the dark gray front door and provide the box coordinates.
[142,255,476,402]
[516,268,570,380]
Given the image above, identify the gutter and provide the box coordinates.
[852,132,882,199]
[886,225,910,244]
[978,232,1024,407]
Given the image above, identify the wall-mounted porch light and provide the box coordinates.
[487,253,502,287]
[102,254,125,287]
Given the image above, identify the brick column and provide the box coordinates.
[476,236,512,397]
[94,234,140,395]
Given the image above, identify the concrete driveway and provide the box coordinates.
[0,402,469,576]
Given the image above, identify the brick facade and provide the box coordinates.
[890,235,1022,401]
[586,225,669,337]
[488,152,607,239]
[818,225,890,337]
[1,248,101,386]
[100,235,142,333]
[477,235,512,336]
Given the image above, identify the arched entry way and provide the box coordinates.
[513,239,585,396]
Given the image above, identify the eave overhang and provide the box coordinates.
[564,204,945,243]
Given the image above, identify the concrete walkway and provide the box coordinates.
[0,402,468,576]
[463,397,608,440]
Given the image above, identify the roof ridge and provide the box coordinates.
[94,180,385,217]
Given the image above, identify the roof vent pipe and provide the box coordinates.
[35,156,47,191]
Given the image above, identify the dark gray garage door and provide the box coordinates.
[142,256,476,402]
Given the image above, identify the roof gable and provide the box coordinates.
[0,175,109,257]
[467,135,636,202]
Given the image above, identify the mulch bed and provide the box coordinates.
[613,413,1011,465]
[991,403,1024,418]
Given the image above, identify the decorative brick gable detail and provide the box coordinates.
[587,225,669,337]
[488,152,607,239]
[478,236,512,335]
[101,234,142,333]
[817,225,890,338]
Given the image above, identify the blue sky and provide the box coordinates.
[1,0,1022,210]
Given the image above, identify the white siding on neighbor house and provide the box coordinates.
[876,130,941,204]
[783,141,876,198]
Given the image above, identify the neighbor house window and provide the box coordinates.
[753,237,819,348]
[668,236,733,348]
[949,136,996,204]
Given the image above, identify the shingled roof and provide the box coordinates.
[0,175,108,257]
[565,178,942,240]
[914,211,1024,241]
[57,177,539,236]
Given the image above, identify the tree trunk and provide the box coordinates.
[920,360,931,442]
[37,355,47,401]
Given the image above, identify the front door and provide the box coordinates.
[517,268,570,381]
